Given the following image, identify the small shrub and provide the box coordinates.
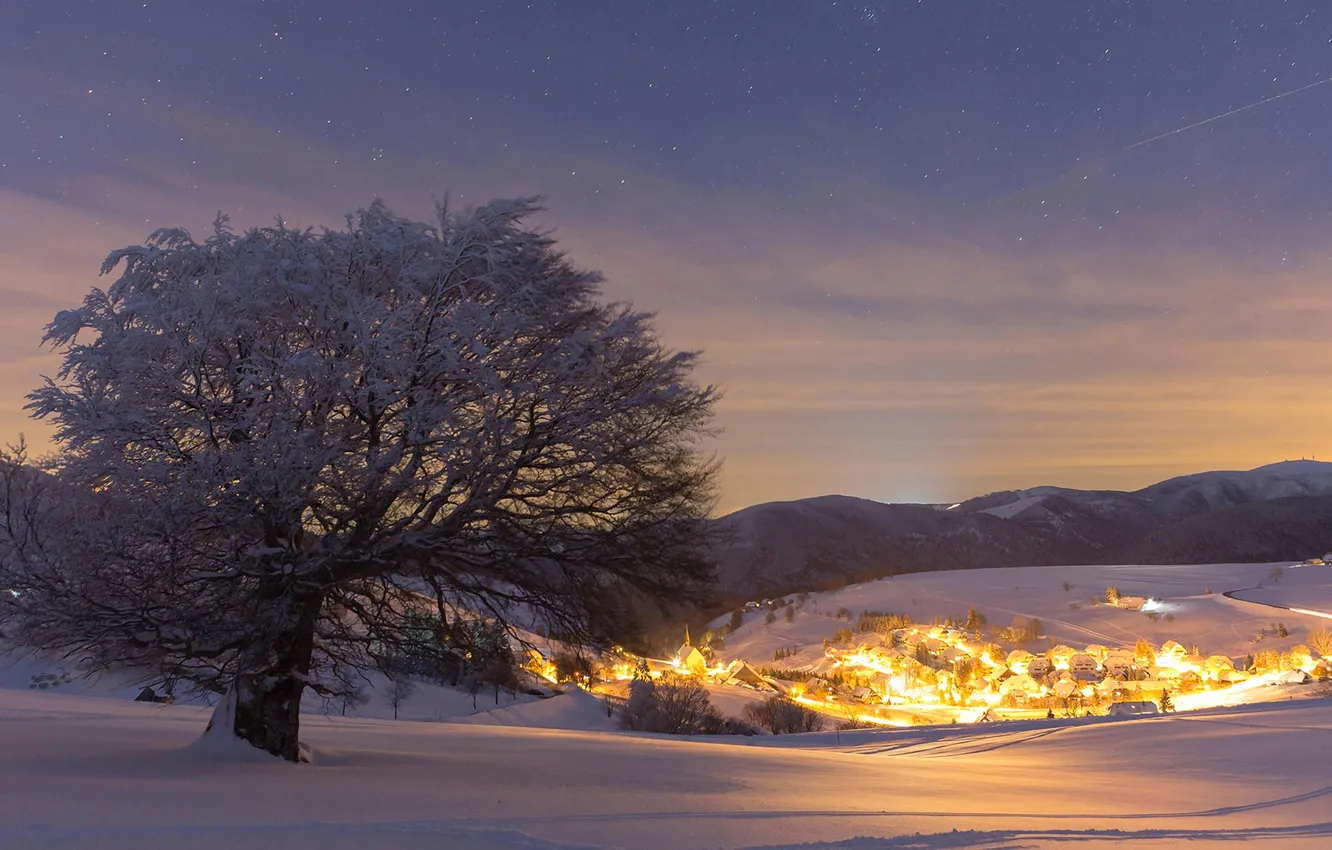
[836,716,880,731]
[619,673,728,735]
[743,695,827,734]
[764,611,776,625]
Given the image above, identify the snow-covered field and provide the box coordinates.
[1228,564,1332,616]
[4,561,1332,847]
[715,561,1332,671]
[0,648,540,722]
[3,688,1332,849]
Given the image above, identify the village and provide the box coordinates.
[526,582,1332,728]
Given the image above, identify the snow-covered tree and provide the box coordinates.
[618,671,723,734]
[0,198,718,760]
[1309,627,1332,658]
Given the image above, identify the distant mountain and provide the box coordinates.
[1113,494,1332,565]
[710,460,1332,601]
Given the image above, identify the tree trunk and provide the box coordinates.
[231,670,307,761]
[226,592,321,762]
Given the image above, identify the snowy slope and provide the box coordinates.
[1143,459,1332,517]
[459,686,619,732]
[1228,564,1332,613]
[0,643,541,722]
[3,688,1332,848]
[714,561,1332,667]
[984,460,1332,521]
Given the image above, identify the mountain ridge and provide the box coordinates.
[710,460,1332,601]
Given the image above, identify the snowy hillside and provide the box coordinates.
[1141,459,1332,517]
[4,559,1331,847]
[975,460,1332,521]
[0,644,544,724]
[3,688,1332,848]
[712,461,1332,599]
[1229,563,1332,612]
[712,561,1332,670]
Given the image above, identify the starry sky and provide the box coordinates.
[4,1,1332,512]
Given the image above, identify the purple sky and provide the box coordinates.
[4,1,1332,511]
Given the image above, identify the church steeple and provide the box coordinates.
[684,625,691,647]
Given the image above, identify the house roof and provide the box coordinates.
[1000,673,1041,693]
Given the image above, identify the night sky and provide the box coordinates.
[4,1,1332,511]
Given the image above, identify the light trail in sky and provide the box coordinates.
[1123,76,1332,150]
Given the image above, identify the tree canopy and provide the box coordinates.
[0,198,719,759]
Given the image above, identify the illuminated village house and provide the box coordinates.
[676,630,708,676]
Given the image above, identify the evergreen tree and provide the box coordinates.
[1159,688,1173,713]
[964,606,985,631]
[632,658,653,682]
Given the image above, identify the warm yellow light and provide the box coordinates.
[854,713,911,728]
